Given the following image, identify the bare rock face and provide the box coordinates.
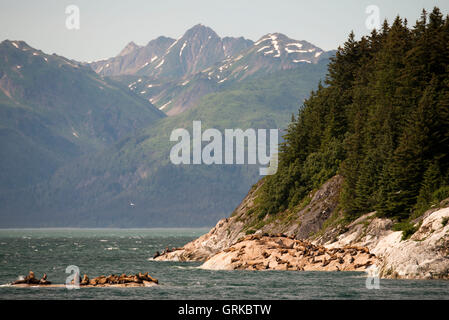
[155,176,343,261]
[376,208,449,279]
[317,207,449,279]
[200,234,377,271]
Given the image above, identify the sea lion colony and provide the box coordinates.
[197,233,378,271]
[11,271,159,287]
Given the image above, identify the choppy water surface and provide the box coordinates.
[0,228,448,300]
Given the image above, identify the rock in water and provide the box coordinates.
[11,271,159,287]
[80,274,89,285]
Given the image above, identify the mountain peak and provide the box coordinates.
[118,41,141,57]
[0,40,32,51]
[190,23,207,30]
[184,24,219,39]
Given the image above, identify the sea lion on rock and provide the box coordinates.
[133,275,143,283]
[25,271,38,284]
[39,273,51,285]
[12,271,51,285]
[145,274,158,284]
[80,274,89,285]
[97,276,107,285]
[12,271,159,287]
[26,271,41,284]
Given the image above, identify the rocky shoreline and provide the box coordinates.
[200,234,376,271]
[10,271,159,287]
[155,176,449,279]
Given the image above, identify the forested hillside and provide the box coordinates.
[0,63,327,227]
[0,40,164,194]
[256,8,449,227]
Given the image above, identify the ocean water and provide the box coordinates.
[0,228,448,300]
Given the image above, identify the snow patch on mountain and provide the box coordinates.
[257,46,270,53]
[159,100,171,110]
[180,42,187,57]
[155,59,165,69]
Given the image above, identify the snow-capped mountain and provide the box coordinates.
[202,33,333,83]
[135,24,253,80]
[90,36,175,76]
[91,24,253,80]
[89,24,334,115]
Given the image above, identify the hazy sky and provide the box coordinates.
[1,0,448,62]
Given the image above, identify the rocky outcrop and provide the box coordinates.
[12,271,51,285]
[200,234,376,271]
[317,207,449,279]
[257,175,343,239]
[156,176,343,261]
[10,271,158,287]
[84,272,158,287]
[155,174,449,279]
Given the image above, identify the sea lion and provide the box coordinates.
[25,271,40,284]
[80,274,89,285]
[39,273,51,285]
[97,276,107,285]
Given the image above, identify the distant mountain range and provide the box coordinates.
[0,25,334,227]
[0,39,164,193]
[89,24,334,115]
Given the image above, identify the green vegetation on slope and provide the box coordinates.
[0,40,164,193]
[3,63,328,227]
